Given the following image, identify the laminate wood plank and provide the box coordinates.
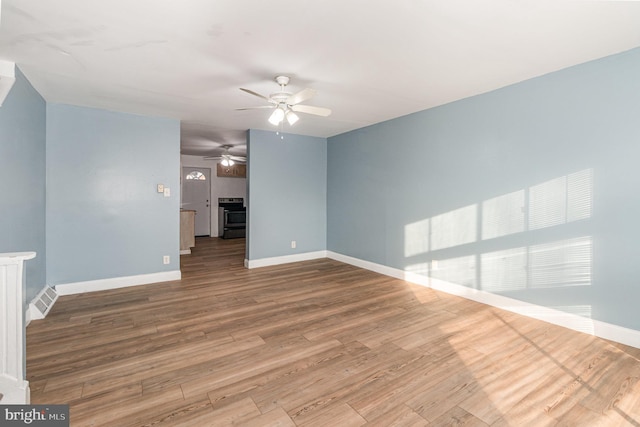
[180,338,343,400]
[429,406,489,427]
[140,397,217,426]
[25,237,640,426]
[207,397,262,426]
[70,386,185,427]
[360,404,429,426]
[240,407,296,427]
[206,340,371,411]
[302,306,406,342]
[492,402,558,427]
[577,350,640,413]
[605,374,640,426]
[66,382,143,420]
[28,329,210,381]
[256,342,425,416]
[457,350,559,424]
[282,345,433,423]
[347,358,451,421]
[493,337,620,425]
[354,307,456,350]
[289,401,366,427]
[553,403,613,427]
[31,382,85,405]
[44,333,258,397]
[141,335,266,394]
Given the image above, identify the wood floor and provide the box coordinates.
[27,237,640,426]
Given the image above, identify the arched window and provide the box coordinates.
[185,171,206,180]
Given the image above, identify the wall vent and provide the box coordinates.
[29,286,58,321]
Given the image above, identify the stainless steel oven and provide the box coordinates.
[218,198,246,239]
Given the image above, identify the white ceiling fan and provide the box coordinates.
[203,145,246,166]
[237,76,331,126]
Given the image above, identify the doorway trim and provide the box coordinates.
[182,166,212,236]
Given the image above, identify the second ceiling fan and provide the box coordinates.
[204,145,246,166]
[237,76,331,126]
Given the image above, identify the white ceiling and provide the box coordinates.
[1,1,640,157]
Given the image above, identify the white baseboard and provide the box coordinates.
[55,270,182,296]
[180,249,191,255]
[245,251,327,269]
[327,251,640,349]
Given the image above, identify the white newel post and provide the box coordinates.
[0,251,36,404]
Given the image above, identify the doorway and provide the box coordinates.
[182,167,211,236]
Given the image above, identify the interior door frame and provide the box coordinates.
[182,166,212,236]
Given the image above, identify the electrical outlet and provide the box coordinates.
[163,255,170,265]
[157,184,164,193]
[291,240,296,249]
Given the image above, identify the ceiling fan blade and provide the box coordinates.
[287,88,316,105]
[240,88,272,102]
[204,156,246,163]
[236,105,276,111]
[291,104,332,117]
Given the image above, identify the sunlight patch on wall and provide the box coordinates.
[481,247,527,292]
[431,255,476,288]
[431,204,477,251]
[404,169,592,258]
[405,262,430,275]
[529,169,592,230]
[403,169,594,307]
[567,169,593,222]
[404,218,430,257]
[478,236,592,292]
[482,190,525,240]
[529,237,592,289]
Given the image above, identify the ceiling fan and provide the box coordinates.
[237,76,331,125]
[203,145,246,166]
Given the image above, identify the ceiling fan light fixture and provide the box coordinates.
[268,107,285,125]
[286,110,299,126]
[239,76,331,126]
[221,154,235,167]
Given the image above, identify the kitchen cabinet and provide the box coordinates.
[180,210,195,254]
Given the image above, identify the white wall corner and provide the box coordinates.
[326,251,640,350]
[246,250,327,269]
[0,60,16,107]
[55,270,182,296]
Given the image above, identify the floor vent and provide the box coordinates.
[29,286,58,321]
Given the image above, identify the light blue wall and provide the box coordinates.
[247,129,326,260]
[46,104,180,284]
[328,47,640,331]
[0,68,46,303]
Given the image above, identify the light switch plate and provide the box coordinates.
[163,187,170,197]
[157,184,164,193]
